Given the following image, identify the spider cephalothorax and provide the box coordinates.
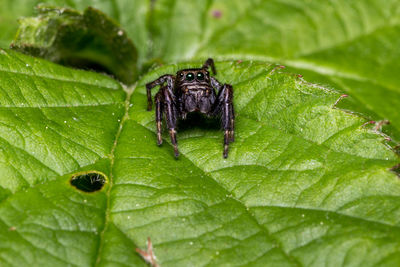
[146,58,234,158]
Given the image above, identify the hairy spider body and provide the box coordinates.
[146,58,235,158]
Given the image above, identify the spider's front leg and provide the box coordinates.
[202,58,217,75]
[155,86,180,157]
[146,74,174,111]
[213,82,235,158]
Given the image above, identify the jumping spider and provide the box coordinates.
[146,58,235,158]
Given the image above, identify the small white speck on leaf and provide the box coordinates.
[189,241,193,245]
[25,63,30,67]
[117,30,124,36]
[136,203,140,207]
[64,121,67,123]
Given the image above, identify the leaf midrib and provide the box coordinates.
[94,83,137,266]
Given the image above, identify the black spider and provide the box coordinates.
[146,58,234,158]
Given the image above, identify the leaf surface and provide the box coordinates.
[0,50,399,266]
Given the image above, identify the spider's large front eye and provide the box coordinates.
[197,72,204,80]
[186,73,195,81]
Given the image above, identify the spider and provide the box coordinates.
[146,58,235,158]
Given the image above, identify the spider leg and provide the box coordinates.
[213,83,234,158]
[210,76,222,90]
[146,74,175,111]
[155,91,163,145]
[202,58,217,75]
[161,87,180,158]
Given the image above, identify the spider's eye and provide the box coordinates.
[186,73,195,81]
[179,73,184,77]
[197,72,204,80]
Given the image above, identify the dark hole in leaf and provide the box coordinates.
[70,171,106,192]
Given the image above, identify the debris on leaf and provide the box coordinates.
[211,9,222,18]
[374,120,390,131]
[136,237,159,267]
[332,94,348,108]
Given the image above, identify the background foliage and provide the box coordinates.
[0,0,399,266]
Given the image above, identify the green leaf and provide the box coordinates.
[148,0,400,143]
[1,50,399,266]
[10,6,138,84]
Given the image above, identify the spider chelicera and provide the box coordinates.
[146,58,235,158]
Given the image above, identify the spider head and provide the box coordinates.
[177,68,210,84]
